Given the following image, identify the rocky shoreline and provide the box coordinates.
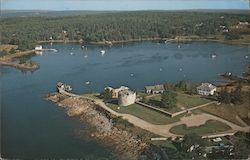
[46,93,147,159]
[0,60,39,71]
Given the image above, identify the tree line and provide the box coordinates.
[1,11,249,50]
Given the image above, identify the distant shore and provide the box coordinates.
[39,35,250,45]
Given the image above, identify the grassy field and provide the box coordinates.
[144,92,211,113]
[176,93,211,108]
[200,95,250,127]
[170,120,231,135]
[107,102,180,125]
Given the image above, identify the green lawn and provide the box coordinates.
[107,103,179,125]
[169,120,231,135]
[176,93,211,108]
[143,92,211,113]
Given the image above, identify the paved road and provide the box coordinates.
[59,89,250,138]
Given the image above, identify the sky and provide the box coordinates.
[1,0,250,11]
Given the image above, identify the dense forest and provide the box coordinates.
[1,11,250,50]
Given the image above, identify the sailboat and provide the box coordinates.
[100,50,106,56]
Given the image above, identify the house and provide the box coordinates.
[57,82,72,92]
[145,84,165,94]
[236,21,249,29]
[195,23,203,27]
[105,86,129,98]
[35,45,42,51]
[118,89,136,106]
[212,137,222,142]
[197,83,216,96]
[238,21,249,25]
[62,30,67,34]
[222,29,229,33]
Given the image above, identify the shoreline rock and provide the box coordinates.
[46,93,147,159]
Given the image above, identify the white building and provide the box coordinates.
[35,45,42,51]
[197,83,216,96]
[145,84,165,94]
[118,89,136,106]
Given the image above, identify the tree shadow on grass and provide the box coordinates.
[148,99,163,107]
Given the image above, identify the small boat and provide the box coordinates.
[179,68,183,71]
[245,55,249,59]
[81,45,85,49]
[178,44,181,49]
[84,55,88,58]
[85,81,90,85]
[211,53,217,59]
[70,52,74,55]
[159,68,163,71]
[100,50,106,55]
[49,49,57,52]
[130,73,134,77]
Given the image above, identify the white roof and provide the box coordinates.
[197,83,216,91]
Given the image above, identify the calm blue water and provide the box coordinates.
[1,41,249,159]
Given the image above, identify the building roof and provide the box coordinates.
[119,89,135,96]
[145,84,164,91]
[238,21,249,25]
[113,86,129,92]
[104,86,113,91]
[197,83,216,91]
[57,82,64,87]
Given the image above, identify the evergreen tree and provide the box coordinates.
[231,84,243,104]
[218,87,231,104]
[103,89,112,100]
[161,90,177,109]
[9,48,16,54]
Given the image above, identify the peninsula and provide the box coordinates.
[47,71,250,159]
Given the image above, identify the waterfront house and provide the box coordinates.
[197,83,216,96]
[118,89,136,106]
[145,84,165,94]
[35,45,42,51]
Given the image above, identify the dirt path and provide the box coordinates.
[59,89,250,138]
[95,99,250,137]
